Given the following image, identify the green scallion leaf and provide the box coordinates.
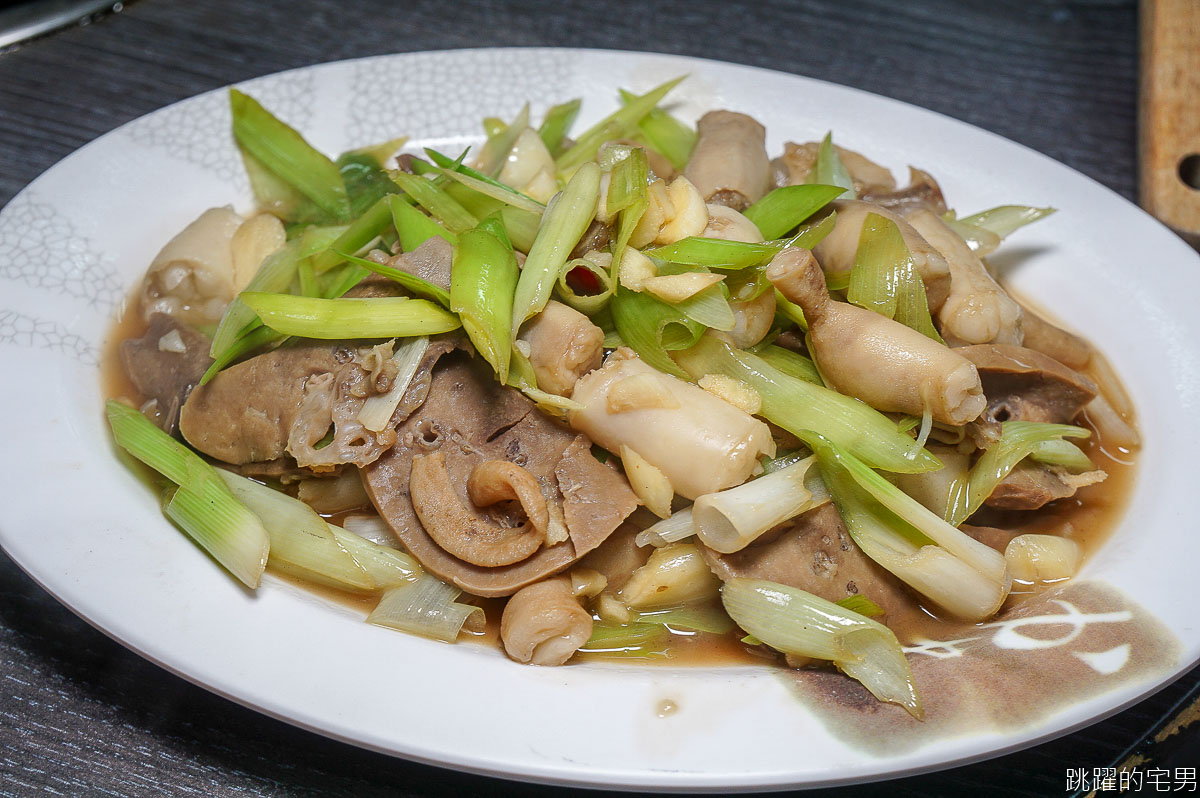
[309,196,395,274]
[475,103,530,178]
[556,76,685,177]
[945,421,1091,526]
[389,193,457,253]
[847,212,941,342]
[753,344,822,385]
[239,293,461,339]
[210,228,344,361]
[538,98,582,158]
[743,184,845,240]
[390,171,479,233]
[835,594,886,618]
[106,400,269,589]
[511,161,602,336]
[617,87,697,171]
[809,132,856,200]
[611,283,703,379]
[230,88,349,222]
[452,225,519,383]
[673,335,940,473]
[556,256,615,315]
[337,151,401,219]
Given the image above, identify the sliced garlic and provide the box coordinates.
[698,374,763,415]
[655,177,709,244]
[618,247,657,291]
[629,179,671,248]
[703,204,764,243]
[619,542,721,608]
[570,568,608,600]
[231,213,286,293]
[594,593,632,624]
[642,272,725,303]
[620,445,674,519]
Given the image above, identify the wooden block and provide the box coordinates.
[1140,0,1200,246]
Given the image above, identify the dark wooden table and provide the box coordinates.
[2,0,1196,794]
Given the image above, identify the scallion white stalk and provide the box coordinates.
[805,431,1010,622]
[692,455,828,553]
[215,469,375,592]
[327,523,421,588]
[106,400,269,589]
[366,573,484,642]
[945,421,1092,526]
[959,205,1055,240]
[634,508,696,548]
[721,578,921,718]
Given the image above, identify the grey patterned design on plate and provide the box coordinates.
[0,310,97,363]
[345,49,574,146]
[0,193,123,313]
[125,69,316,183]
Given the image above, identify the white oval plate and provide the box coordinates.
[1,48,1198,791]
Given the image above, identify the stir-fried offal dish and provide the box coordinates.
[105,80,1140,719]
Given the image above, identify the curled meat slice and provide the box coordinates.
[860,167,948,215]
[984,462,1106,511]
[285,341,400,469]
[768,248,985,425]
[181,338,456,467]
[410,451,545,567]
[501,577,593,666]
[363,354,638,597]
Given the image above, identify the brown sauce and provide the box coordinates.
[101,294,1140,668]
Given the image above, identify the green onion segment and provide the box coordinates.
[721,578,921,718]
[106,400,269,588]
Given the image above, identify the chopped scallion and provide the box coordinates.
[743,184,845,240]
[106,400,269,588]
[239,293,461,339]
[230,88,350,222]
[673,335,940,473]
[511,162,602,336]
